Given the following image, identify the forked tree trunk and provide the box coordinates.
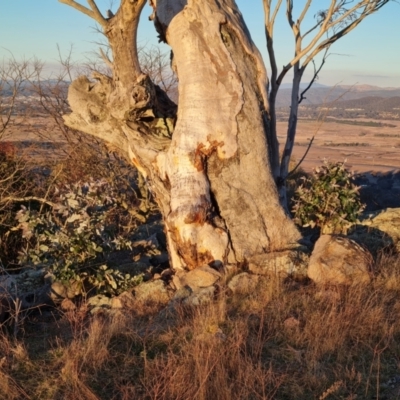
[63,0,300,272]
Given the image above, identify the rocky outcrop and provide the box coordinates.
[308,235,372,285]
[350,208,400,255]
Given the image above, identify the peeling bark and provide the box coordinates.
[62,0,300,272]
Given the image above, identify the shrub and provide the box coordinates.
[14,179,144,296]
[292,160,364,234]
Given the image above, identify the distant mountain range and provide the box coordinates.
[3,79,400,119]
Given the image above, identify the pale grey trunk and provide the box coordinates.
[63,0,300,272]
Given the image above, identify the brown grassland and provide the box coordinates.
[1,114,400,399]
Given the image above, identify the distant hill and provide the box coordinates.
[321,96,400,112]
[276,84,400,108]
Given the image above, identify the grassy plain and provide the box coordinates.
[1,115,400,399]
[280,118,400,173]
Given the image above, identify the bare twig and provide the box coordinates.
[299,47,330,104]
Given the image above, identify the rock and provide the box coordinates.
[50,282,68,302]
[134,280,171,305]
[88,295,112,314]
[170,274,183,290]
[0,275,17,294]
[171,285,216,306]
[351,208,400,254]
[110,296,123,309]
[182,286,215,306]
[178,266,221,290]
[60,298,76,312]
[116,291,136,309]
[227,272,259,295]
[308,235,372,285]
[248,249,308,277]
[0,270,51,310]
[173,285,193,301]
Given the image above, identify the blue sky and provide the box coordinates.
[1,0,399,87]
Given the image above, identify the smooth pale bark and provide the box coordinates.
[63,0,300,271]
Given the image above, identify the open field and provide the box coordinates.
[279,119,400,173]
[4,115,400,174]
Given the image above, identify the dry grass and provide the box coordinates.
[2,116,400,398]
[1,254,400,399]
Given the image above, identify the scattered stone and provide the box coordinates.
[60,298,76,312]
[182,286,215,306]
[173,285,193,301]
[248,249,308,277]
[227,272,259,295]
[88,295,112,313]
[308,235,372,285]
[134,280,171,305]
[178,265,221,290]
[110,296,123,309]
[50,282,68,302]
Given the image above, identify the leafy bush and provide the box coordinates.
[292,161,365,234]
[0,146,37,266]
[14,179,143,296]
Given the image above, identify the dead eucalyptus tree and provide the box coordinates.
[263,0,391,208]
[57,0,389,273]
[58,0,302,272]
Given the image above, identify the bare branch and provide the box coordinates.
[289,136,315,176]
[100,47,114,71]
[299,47,329,104]
[86,0,106,24]
[264,0,283,90]
[302,14,366,68]
[0,196,57,208]
[286,0,295,28]
[276,1,389,84]
[263,0,283,35]
[58,0,107,27]
[298,0,313,24]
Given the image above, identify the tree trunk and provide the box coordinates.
[278,65,305,212]
[63,0,300,272]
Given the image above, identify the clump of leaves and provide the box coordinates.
[14,179,143,296]
[292,161,365,234]
[0,146,37,265]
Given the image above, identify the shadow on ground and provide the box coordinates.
[354,170,400,211]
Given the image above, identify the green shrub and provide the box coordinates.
[14,179,143,296]
[291,161,364,234]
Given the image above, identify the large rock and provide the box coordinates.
[308,235,372,285]
[350,208,400,254]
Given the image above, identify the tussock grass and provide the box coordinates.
[2,254,400,399]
